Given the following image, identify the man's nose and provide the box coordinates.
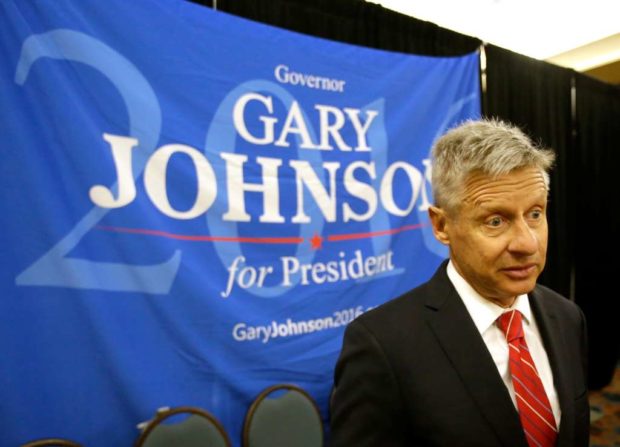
[507,219,539,255]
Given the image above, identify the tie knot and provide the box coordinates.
[497,310,524,342]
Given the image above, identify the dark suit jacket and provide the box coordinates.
[330,261,589,447]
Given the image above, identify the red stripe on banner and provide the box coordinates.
[96,226,304,244]
[98,222,429,246]
[327,223,428,242]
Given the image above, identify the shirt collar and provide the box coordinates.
[446,260,532,335]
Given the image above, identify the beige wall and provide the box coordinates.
[546,33,620,85]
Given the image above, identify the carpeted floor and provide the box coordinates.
[590,365,620,446]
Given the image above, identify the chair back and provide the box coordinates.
[21,439,82,447]
[135,406,231,447]
[243,384,323,447]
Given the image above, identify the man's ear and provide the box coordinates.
[428,205,450,245]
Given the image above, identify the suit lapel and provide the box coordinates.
[424,267,528,447]
[528,288,575,447]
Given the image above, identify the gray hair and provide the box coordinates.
[431,119,555,213]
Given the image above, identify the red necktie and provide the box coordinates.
[497,310,558,447]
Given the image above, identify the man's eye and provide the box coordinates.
[487,217,503,227]
[530,209,542,219]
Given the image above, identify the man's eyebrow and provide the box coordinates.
[474,197,547,213]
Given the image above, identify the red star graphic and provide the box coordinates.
[310,233,323,250]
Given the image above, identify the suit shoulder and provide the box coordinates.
[534,284,585,320]
[352,280,430,331]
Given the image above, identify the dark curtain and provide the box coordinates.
[190,0,480,56]
[574,74,620,388]
[484,45,575,300]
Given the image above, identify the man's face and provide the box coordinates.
[430,167,549,305]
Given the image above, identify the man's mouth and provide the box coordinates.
[501,264,537,279]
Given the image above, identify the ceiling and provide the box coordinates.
[368,0,620,84]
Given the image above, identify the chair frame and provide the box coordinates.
[134,406,231,447]
[242,383,324,447]
[21,439,82,447]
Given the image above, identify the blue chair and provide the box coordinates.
[243,384,324,447]
[21,439,82,447]
[135,406,231,447]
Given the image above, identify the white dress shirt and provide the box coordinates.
[446,261,562,427]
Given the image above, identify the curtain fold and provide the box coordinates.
[190,0,481,56]
[574,74,620,388]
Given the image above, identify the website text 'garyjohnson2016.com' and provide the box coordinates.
[232,306,374,344]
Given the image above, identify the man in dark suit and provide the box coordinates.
[330,120,589,447]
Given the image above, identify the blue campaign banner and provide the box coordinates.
[0,0,480,445]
